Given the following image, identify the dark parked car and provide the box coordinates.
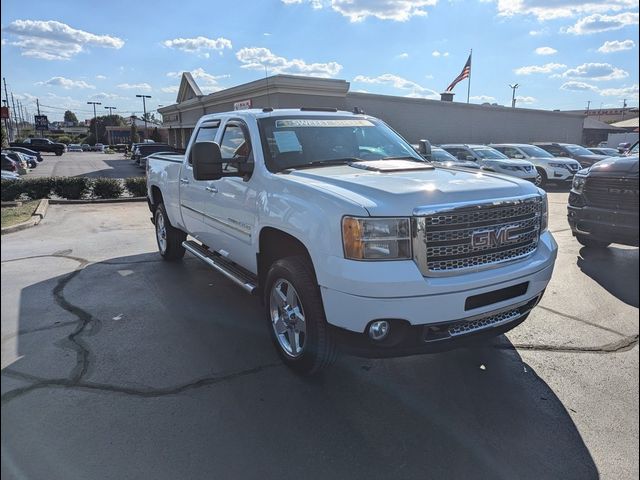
[9,137,66,156]
[588,147,622,157]
[2,153,21,173]
[6,146,44,162]
[568,155,639,248]
[535,143,608,168]
[133,144,175,166]
[2,150,37,169]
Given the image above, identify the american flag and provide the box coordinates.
[446,54,472,92]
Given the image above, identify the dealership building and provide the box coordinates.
[158,72,585,149]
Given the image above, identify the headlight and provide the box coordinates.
[572,175,586,193]
[540,193,548,232]
[342,217,411,260]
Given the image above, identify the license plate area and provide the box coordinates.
[464,282,529,311]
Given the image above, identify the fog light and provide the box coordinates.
[368,320,390,341]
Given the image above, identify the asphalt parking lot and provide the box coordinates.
[1,194,638,479]
[25,151,143,179]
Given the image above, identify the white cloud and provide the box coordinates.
[490,0,637,21]
[598,84,639,99]
[281,0,437,22]
[432,50,450,57]
[515,63,566,75]
[558,63,628,81]
[162,36,232,57]
[117,83,152,91]
[95,75,107,80]
[36,76,95,89]
[564,12,639,35]
[516,96,536,104]
[89,92,124,100]
[597,39,636,53]
[560,81,599,92]
[397,52,409,59]
[529,29,548,36]
[470,95,496,103]
[166,68,230,93]
[160,86,180,94]
[3,19,124,60]
[236,47,342,77]
[535,46,557,55]
[353,73,438,97]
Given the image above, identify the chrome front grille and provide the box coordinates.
[412,196,543,276]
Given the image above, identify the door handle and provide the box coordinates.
[206,186,218,193]
[180,178,190,184]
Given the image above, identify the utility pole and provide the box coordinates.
[10,93,20,138]
[586,100,591,115]
[2,77,13,141]
[509,83,519,108]
[136,94,151,141]
[621,99,627,121]
[87,101,102,144]
[104,106,116,116]
[36,98,41,115]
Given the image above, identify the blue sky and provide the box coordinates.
[1,0,638,121]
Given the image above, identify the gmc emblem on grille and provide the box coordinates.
[471,225,520,248]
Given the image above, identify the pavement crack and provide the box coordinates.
[537,305,629,337]
[499,334,639,354]
[1,320,78,345]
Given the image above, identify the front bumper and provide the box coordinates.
[567,203,639,246]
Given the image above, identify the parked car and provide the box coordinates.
[147,108,557,374]
[67,144,83,152]
[617,142,631,154]
[534,143,609,168]
[1,169,21,180]
[9,137,66,156]
[491,143,580,186]
[597,141,608,148]
[440,144,539,184]
[568,155,639,248]
[92,143,105,152]
[81,144,91,151]
[134,144,174,166]
[625,141,638,156]
[2,150,30,173]
[1,153,21,174]
[6,146,43,162]
[430,146,481,169]
[588,147,622,157]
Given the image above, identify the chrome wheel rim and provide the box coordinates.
[155,210,167,253]
[269,279,306,358]
[534,175,543,187]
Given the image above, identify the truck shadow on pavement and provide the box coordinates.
[577,246,639,307]
[72,157,142,179]
[2,252,598,480]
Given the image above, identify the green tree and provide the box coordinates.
[150,127,162,142]
[88,115,126,144]
[130,123,140,144]
[64,110,79,126]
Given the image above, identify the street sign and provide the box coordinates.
[34,115,49,130]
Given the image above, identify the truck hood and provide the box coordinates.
[585,155,639,177]
[284,161,540,216]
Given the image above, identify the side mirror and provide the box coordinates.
[191,141,223,181]
[418,139,432,161]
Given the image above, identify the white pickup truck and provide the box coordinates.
[147,108,557,374]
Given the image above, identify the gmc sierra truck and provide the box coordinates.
[9,138,66,156]
[147,108,557,374]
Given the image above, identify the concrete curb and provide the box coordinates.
[1,199,49,235]
[48,197,147,205]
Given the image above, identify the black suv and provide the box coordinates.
[535,143,608,168]
[568,155,639,248]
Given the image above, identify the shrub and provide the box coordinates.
[124,177,147,197]
[56,135,73,145]
[92,178,123,199]
[53,177,91,200]
[20,178,54,200]
[1,179,23,201]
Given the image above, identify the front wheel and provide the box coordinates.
[55,151,63,156]
[576,234,610,249]
[265,256,337,375]
[535,168,547,187]
[154,203,186,260]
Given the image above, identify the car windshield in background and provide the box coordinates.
[431,148,458,162]
[471,147,508,159]
[258,116,423,172]
[566,145,594,156]
[519,145,555,158]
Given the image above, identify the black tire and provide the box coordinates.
[264,256,338,375]
[154,203,186,260]
[535,168,548,187]
[55,150,63,156]
[575,234,610,249]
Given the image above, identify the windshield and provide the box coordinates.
[519,145,555,158]
[431,148,458,162]
[566,144,593,156]
[471,147,509,159]
[258,116,423,171]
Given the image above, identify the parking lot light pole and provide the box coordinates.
[87,101,102,144]
[136,94,152,141]
[104,106,116,116]
[509,83,519,108]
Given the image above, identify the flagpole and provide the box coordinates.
[467,49,472,104]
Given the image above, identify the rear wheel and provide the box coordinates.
[265,256,337,375]
[55,150,63,156]
[576,234,610,249]
[154,203,186,260]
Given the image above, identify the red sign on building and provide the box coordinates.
[0,106,9,119]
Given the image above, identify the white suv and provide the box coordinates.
[491,144,581,186]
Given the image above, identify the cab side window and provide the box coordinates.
[219,124,252,174]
